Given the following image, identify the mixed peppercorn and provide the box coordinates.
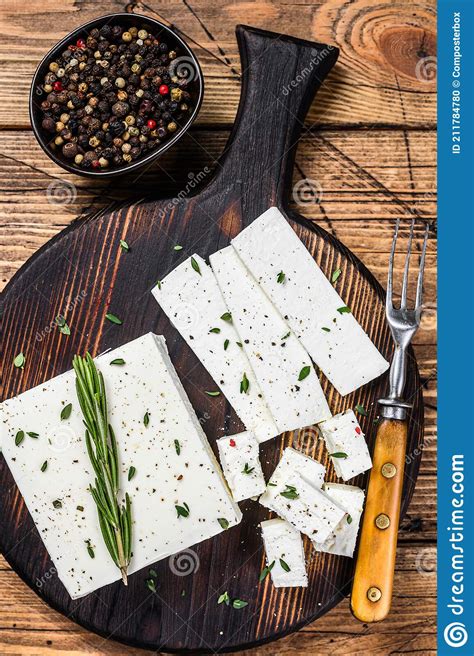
[37,23,196,171]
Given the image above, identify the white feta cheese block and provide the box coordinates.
[210,246,331,432]
[259,448,342,542]
[312,483,365,557]
[217,431,266,502]
[231,207,389,396]
[319,409,372,481]
[260,519,308,587]
[152,255,278,443]
[261,470,346,542]
[0,332,241,599]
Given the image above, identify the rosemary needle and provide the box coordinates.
[72,353,132,585]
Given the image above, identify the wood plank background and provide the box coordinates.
[0,0,436,654]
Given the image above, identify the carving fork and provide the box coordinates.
[351,219,430,622]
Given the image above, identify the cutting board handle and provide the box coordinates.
[204,25,339,218]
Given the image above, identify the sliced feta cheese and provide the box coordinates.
[260,518,308,587]
[262,471,346,542]
[0,333,241,599]
[319,409,372,481]
[260,447,326,498]
[231,207,389,396]
[152,255,278,443]
[217,431,266,502]
[209,246,331,432]
[312,483,365,557]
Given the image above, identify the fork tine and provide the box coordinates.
[415,222,430,309]
[387,219,399,309]
[400,219,415,309]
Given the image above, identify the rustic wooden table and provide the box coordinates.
[0,1,436,654]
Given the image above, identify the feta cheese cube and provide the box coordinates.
[1,333,241,599]
[232,207,389,395]
[152,255,278,443]
[210,246,331,432]
[217,431,266,502]
[312,483,365,557]
[260,519,308,587]
[319,409,372,481]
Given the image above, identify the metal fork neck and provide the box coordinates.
[379,344,412,420]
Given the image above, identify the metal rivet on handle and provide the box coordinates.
[375,513,391,530]
[367,586,382,602]
[381,462,397,478]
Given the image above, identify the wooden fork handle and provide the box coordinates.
[350,418,408,622]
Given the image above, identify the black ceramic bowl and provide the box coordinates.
[29,13,204,178]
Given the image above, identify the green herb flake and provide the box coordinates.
[143,412,150,427]
[242,463,255,475]
[337,306,351,314]
[279,558,291,572]
[224,339,230,350]
[218,591,230,605]
[232,599,248,609]
[331,268,342,283]
[105,313,122,325]
[205,390,220,397]
[27,431,39,439]
[15,430,25,446]
[236,341,243,348]
[86,539,95,559]
[40,460,48,473]
[174,439,181,455]
[128,466,136,481]
[13,353,25,369]
[76,505,84,512]
[60,403,72,420]
[120,239,130,252]
[277,271,286,284]
[173,244,183,251]
[218,517,229,530]
[259,561,275,582]
[149,568,157,578]
[110,358,125,366]
[347,515,353,524]
[181,589,186,597]
[280,484,299,500]
[176,502,190,519]
[209,327,221,334]
[355,404,368,416]
[298,365,311,381]
[240,372,250,394]
[321,327,331,332]
[52,499,62,509]
[191,257,201,275]
[56,316,71,335]
[156,280,162,290]
[220,312,232,323]
[146,578,157,593]
[330,452,348,459]
[281,331,291,340]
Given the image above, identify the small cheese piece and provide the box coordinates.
[312,483,365,557]
[210,247,331,432]
[260,447,326,500]
[261,471,346,542]
[319,410,372,481]
[260,519,308,587]
[1,333,241,599]
[217,431,266,502]
[232,207,389,396]
[152,255,278,443]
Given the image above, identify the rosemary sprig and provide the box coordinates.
[72,353,132,585]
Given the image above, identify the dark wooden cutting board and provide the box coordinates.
[0,25,423,653]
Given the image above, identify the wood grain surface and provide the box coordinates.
[0,0,436,654]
